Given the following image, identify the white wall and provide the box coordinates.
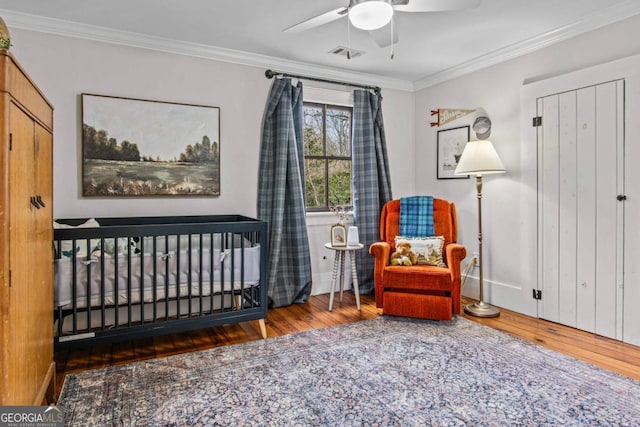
[8,28,414,220]
[414,14,640,317]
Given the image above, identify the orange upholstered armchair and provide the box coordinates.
[369,198,466,320]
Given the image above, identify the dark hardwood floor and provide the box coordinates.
[54,293,640,399]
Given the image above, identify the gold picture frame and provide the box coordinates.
[330,224,347,247]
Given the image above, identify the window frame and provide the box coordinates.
[303,101,353,213]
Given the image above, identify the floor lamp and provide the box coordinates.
[454,140,505,318]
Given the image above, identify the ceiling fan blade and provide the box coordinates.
[393,0,481,12]
[369,24,399,48]
[283,7,348,33]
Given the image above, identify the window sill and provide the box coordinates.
[306,211,354,227]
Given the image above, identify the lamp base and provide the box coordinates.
[464,301,500,318]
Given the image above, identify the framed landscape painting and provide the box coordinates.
[81,94,220,197]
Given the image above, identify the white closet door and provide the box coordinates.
[537,80,623,340]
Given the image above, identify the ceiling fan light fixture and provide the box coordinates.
[349,0,394,31]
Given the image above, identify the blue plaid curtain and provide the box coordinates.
[257,79,312,307]
[352,90,393,294]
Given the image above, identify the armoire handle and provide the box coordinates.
[36,195,46,208]
[30,196,40,209]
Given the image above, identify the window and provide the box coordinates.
[303,102,352,211]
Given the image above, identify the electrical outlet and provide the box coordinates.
[472,252,479,266]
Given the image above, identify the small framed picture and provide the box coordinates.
[330,224,347,247]
[437,125,470,179]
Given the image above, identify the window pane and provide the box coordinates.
[303,105,324,156]
[328,159,351,206]
[305,159,326,208]
[326,107,351,157]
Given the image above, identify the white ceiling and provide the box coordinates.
[0,0,639,91]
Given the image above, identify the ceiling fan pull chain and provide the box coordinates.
[390,15,395,60]
[347,8,352,60]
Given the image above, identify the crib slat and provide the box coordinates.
[198,234,204,316]
[188,234,192,317]
[114,241,119,328]
[230,236,236,310]
[71,239,78,334]
[209,233,214,315]
[86,239,92,331]
[100,239,106,330]
[152,236,157,323]
[139,236,145,325]
[127,238,132,327]
[164,235,169,321]
[176,235,181,318]
[238,234,245,309]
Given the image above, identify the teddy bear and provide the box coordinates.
[390,241,417,266]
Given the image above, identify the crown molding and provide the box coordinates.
[3,1,639,94]
[412,0,640,91]
[0,9,414,92]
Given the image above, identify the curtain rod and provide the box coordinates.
[265,69,381,93]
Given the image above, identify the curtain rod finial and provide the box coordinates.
[265,69,276,79]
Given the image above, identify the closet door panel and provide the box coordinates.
[575,86,597,334]
[594,82,619,339]
[558,91,578,327]
[539,95,560,323]
[615,81,624,341]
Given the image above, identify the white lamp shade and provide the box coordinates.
[454,140,506,176]
[349,0,394,30]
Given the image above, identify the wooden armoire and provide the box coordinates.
[0,49,54,404]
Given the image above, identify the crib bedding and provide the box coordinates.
[54,244,261,309]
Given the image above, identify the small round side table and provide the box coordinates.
[324,242,364,311]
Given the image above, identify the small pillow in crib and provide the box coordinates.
[54,218,100,258]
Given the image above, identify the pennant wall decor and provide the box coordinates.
[430,108,475,127]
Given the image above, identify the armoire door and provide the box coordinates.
[537,80,624,340]
[8,102,39,403]
[33,120,54,396]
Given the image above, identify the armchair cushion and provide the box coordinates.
[382,265,451,291]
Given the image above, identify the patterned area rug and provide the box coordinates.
[58,316,640,426]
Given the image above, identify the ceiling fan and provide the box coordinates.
[284,0,481,51]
